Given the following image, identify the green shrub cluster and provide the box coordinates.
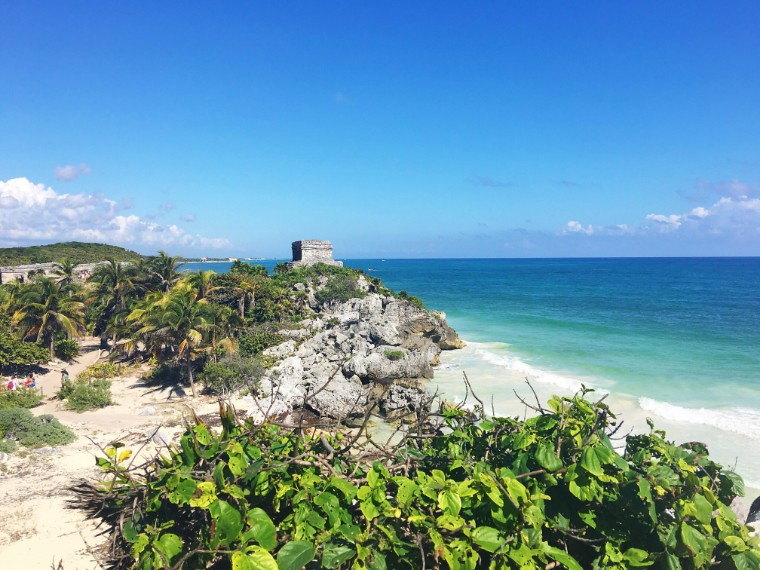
[384,349,405,361]
[54,338,80,361]
[200,355,265,395]
[75,392,759,569]
[397,290,425,309]
[0,315,49,369]
[77,361,122,380]
[57,378,113,412]
[0,407,76,451]
[315,275,365,306]
[0,387,43,410]
[238,327,286,357]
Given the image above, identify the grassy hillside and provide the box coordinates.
[0,242,144,266]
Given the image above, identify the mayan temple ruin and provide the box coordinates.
[288,240,343,268]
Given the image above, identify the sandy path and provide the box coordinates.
[0,339,220,570]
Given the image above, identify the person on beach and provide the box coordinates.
[25,374,36,388]
[7,378,17,390]
[61,369,69,387]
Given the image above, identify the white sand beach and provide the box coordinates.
[0,339,221,570]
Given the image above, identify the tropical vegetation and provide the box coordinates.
[0,407,76,452]
[75,388,760,569]
[2,245,758,567]
[0,241,143,266]
[0,248,380,396]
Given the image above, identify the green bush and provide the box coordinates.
[78,362,121,381]
[58,378,113,412]
[384,349,405,361]
[0,387,43,410]
[238,327,286,357]
[397,290,425,309]
[74,391,760,569]
[314,275,365,306]
[200,355,265,395]
[0,407,76,450]
[54,338,80,361]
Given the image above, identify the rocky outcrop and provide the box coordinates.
[248,276,462,422]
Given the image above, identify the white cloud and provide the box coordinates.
[0,177,230,251]
[645,213,682,231]
[55,163,92,181]
[562,182,760,242]
[562,220,594,235]
[689,206,709,219]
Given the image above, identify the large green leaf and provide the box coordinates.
[580,447,603,477]
[439,488,462,516]
[228,455,247,477]
[329,476,357,500]
[692,493,713,526]
[623,547,653,567]
[732,551,760,570]
[321,543,356,568]
[153,533,183,565]
[231,548,278,570]
[277,541,315,570]
[393,477,418,508]
[543,545,583,570]
[471,526,502,553]
[210,499,243,547]
[535,443,563,472]
[244,508,277,551]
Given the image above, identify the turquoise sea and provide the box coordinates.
[185,258,760,494]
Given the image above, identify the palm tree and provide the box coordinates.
[89,259,140,349]
[0,280,24,313]
[130,288,215,396]
[183,270,218,300]
[148,250,184,293]
[205,301,237,363]
[90,258,138,312]
[52,258,77,288]
[11,277,86,356]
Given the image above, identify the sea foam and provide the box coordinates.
[469,341,595,393]
[639,397,760,441]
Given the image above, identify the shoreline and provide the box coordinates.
[0,334,756,568]
[432,338,760,510]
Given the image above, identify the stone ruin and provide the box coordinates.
[287,240,343,269]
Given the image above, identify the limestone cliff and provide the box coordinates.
[248,275,463,422]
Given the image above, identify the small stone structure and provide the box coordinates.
[288,240,342,269]
[0,262,99,284]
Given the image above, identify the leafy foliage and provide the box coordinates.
[0,316,49,371]
[75,390,759,569]
[397,290,425,310]
[200,355,265,395]
[238,325,286,357]
[55,338,80,361]
[0,387,43,410]
[0,407,76,451]
[314,275,366,306]
[231,260,269,278]
[58,378,113,412]
[0,241,143,266]
[77,361,127,381]
[10,276,86,354]
[384,349,405,361]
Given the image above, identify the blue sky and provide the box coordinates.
[2,2,759,258]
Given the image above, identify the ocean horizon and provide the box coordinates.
[184,257,760,496]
